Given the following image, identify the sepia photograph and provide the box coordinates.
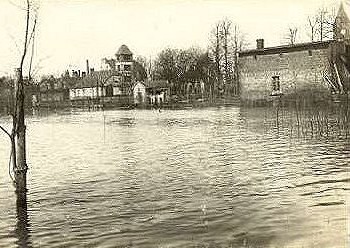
[0,0,349,247]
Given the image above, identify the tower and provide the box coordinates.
[115,44,133,82]
[334,1,350,40]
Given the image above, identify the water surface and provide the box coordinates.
[0,107,349,247]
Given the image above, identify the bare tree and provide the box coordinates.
[0,0,38,203]
[317,7,335,41]
[209,22,223,88]
[307,16,318,42]
[286,27,298,45]
[307,6,336,42]
[209,19,246,97]
[103,58,116,71]
[232,24,246,95]
[221,19,233,88]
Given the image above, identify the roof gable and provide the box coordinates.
[337,1,350,23]
[116,44,133,55]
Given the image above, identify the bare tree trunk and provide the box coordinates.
[14,0,32,202]
[0,0,35,202]
[233,25,239,96]
[215,25,221,80]
[14,69,28,194]
[223,29,228,95]
[320,11,324,41]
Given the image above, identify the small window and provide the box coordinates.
[271,76,281,96]
[272,76,280,91]
[308,50,312,56]
[254,55,257,60]
[124,65,131,71]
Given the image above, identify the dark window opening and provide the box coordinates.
[272,76,280,93]
[254,55,257,60]
[124,65,131,71]
[308,50,312,56]
[106,85,113,97]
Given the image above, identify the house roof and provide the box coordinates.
[116,44,133,55]
[239,40,333,57]
[67,70,118,89]
[144,80,169,89]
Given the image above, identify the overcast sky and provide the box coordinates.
[0,0,340,78]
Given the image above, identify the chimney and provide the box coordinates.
[78,70,81,77]
[90,68,95,74]
[15,68,21,80]
[82,71,86,77]
[256,39,264,49]
[86,59,90,75]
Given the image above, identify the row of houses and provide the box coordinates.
[3,3,350,111]
[38,45,171,108]
[56,2,348,108]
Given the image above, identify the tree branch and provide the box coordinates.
[19,0,30,70]
[0,124,11,139]
[28,16,37,80]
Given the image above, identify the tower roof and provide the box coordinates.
[116,44,133,55]
[337,1,350,22]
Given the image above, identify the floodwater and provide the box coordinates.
[0,107,349,248]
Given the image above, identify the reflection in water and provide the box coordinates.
[14,193,32,248]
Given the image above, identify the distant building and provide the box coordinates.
[238,3,350,104]
[115,44,134,82]
[68,70,112,100]
[133,81,146,104]
[38,45,145,107]
[145,80,170,105]
[334,1,350,41]
[39,75,69,104]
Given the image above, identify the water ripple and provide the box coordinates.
[0,107,349,247]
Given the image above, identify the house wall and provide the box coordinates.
[41,92,64,102]
[113,86,122,96]
[239,46,332,103]
[133,83,146,103]
[69,87,105,100]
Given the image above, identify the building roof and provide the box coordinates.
[66,70,118,89]
[116,44,133,55]
[335,1,350,39]
[144,80,169,89]
[239,40,333,57]
[339,1,350,20]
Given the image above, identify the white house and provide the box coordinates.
[69,87,105,100]
[133,82,146,104]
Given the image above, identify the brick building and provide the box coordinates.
[238,41,337,103]
[238,3,350,104]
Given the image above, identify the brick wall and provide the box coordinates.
[239,46,332,103]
